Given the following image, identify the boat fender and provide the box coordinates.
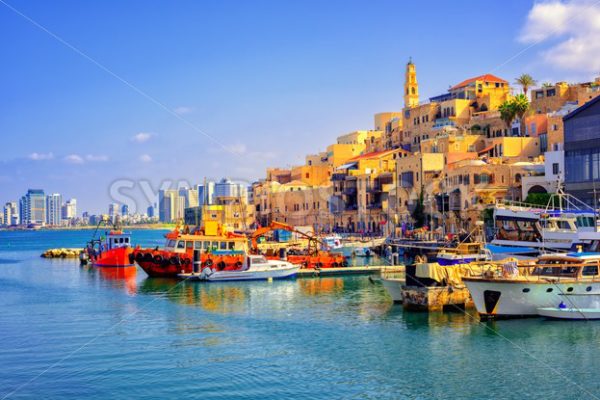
[153,255,163,264]
[235,261,243,269]
[315,262,322,270]
[217,261,226,271]
[128,253,135,264]
[135,252,144,262]
[170,256,180,266]
[332,262,339,268]
[182,258,191,266]
[204,259,213,268]
[143,253,153,262]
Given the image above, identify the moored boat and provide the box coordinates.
[463,252,600,318]
[80,222,134,268]
[133,221,247,278]
[179,254,299,281]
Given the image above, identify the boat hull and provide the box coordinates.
[205,266,299,281]
[463,278,600,318]
[91,247,134,268]
[537,307,600,320]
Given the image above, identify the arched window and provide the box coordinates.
[411,87,416,95]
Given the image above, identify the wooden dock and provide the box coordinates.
[298,265,404,277]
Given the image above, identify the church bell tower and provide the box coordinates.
[404,58,419,108]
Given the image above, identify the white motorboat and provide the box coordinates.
[179,254,299,282]
[463,252,600,318]
[381,276,405,302]
[538,293,600,320]
[537,307,600,320]
[491,188,600,252]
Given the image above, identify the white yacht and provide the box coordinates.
[463,252,600,318]
[491,189,600,252]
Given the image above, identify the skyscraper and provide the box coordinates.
[3,201,18,226]
[61,199,77,220]
[158,190,184,222]
[20,189,46,226]
[46,193,63,226]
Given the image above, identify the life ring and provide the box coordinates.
[128,253,135,264]
[204,259,213,268]
[342,260,348,267]
[302,261,309,268]
[332,262,339,268]
[217,261,226,271]
[135,253,144,262]
[235,261,243,269]
[153,255,163,264]
[143,253,153,262]
[315,262,322,270]
[169,256,180,266]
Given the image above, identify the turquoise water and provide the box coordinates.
[1,230,600,399]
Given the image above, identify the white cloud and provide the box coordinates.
[28,152,54,161]
[227,142,247,155]
[139,154,152,163]
[85,154,109,162]
[520,1,600,73]
[131,132,154,143]
[64,154,84,164]
[173,106,192,115]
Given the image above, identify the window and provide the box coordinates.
[194,241,202,249]
[176,241,185,249]
[186,241,193,249]
[546,88,556,97]
[552,163,559,175]
[220,242,227,250]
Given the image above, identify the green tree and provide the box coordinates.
[499,100,517,131]
[512,94,530,136]
[411,189,426,228]
[515,73,537,95]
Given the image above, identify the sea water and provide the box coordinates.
[1,230,599,399]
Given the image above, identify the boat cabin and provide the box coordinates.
[105,230,132,250]
[164,234,248,255]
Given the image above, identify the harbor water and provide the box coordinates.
[1,230,600,399]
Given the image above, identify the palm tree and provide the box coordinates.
[515,74,537,95]
[499,100,517,132]
[512,94,530,136]
[542,82,553,88]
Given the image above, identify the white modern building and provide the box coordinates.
[46,193,63,226]
[20,189,46,226]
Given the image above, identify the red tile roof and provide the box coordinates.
[450,74,508,90]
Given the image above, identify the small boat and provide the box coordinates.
[80,220,134,268]
[179,254,299,282]
[436,242,491,265]
[351,247,373,257]
[537,306,600,320]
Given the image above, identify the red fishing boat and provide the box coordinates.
[132,221,248,278]
[80,220,134,268]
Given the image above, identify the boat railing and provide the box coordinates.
[474,260,600,282]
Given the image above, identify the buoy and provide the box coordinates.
[267,277,273,283]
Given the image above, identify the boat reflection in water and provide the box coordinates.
[80,264,138,295]
[98,266,137,295]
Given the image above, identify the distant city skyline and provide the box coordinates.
[1,0,599,213]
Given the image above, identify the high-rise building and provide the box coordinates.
[404,58,419,108]
[61,199,77,220]
[108,203,119,218]
[146,204,155,218]
[19,189,46,226]
[3,201,18,226]
[158,190,185,222]
[197,181,216,205]
[121,204,129,216]
[214,178,248,201]
[178,187,199,209]
[46,193,63,226]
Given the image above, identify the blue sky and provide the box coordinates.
[1,0,598,214]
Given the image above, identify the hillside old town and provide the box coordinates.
[4,60,600,234]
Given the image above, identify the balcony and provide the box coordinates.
[332,173,347,181]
